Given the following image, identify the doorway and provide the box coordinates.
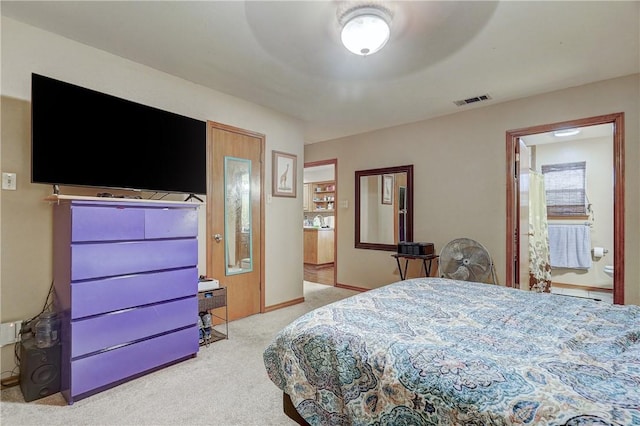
[505,113,624,304]
[206,121,265,320]
[303,159,337,286]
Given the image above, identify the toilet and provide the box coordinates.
[604,265,614,278]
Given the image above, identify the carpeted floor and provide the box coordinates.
[0,282,357,425]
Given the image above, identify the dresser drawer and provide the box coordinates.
[71,205,145,242]
[70,205,198,242]
[144,208,198,239]
[71,239,198,280]
[71,296,197,358]
[70,326,198,398]
[71,267,197,319]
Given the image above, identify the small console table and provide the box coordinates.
[198,287,228,344]
[391,253,439,280]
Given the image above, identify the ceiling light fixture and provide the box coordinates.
[340,5,392,56]
[553,128,581,137]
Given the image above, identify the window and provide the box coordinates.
[541,161,587,217]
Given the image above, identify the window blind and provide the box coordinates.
[541,161,587,216]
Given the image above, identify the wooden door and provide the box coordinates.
[206,121,264,320]
[517,139,530,289]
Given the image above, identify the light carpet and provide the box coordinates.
[0,281,357,425]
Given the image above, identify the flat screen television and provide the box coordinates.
[31,73,206,195]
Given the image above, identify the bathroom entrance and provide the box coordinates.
[505,113,625,304]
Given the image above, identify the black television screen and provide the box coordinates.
[31,73,206,195]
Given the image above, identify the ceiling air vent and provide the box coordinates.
[453,94,492,107]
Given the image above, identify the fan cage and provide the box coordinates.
[439,238,497,284]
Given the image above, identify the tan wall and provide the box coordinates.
[1,18,306,373]
[305,74,639,306]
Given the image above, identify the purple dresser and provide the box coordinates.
[52,198,199,404]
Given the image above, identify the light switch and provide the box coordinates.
[2,172,16,190]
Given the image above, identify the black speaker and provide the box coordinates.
[19,337,61,402]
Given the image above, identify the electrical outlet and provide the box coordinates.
[2,172,17,190]
[0,321,23,346]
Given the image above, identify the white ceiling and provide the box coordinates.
[2,1,638,144]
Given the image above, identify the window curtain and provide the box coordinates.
[529,171,552,292]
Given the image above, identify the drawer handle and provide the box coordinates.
[213,234,223,243]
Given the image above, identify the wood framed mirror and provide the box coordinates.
[355,165,413,251]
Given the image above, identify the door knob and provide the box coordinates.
[213,233,223,242]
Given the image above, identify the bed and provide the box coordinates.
[263,277,640,425]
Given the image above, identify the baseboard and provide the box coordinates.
[552,282,612,293]
[264,297,305,313]
[262,282,367,313]
[1,375,20,389]
[335,283,368,292]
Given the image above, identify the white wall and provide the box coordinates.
[1,18,305,372]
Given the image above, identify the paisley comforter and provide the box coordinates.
[263,278,640,425]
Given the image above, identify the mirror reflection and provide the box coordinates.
[225,156,252,275]
[355,165,413,251]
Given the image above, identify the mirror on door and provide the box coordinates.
[224,156,252,275]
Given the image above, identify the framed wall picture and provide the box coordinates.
[382,174,394,205]
[272,150,297,197]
